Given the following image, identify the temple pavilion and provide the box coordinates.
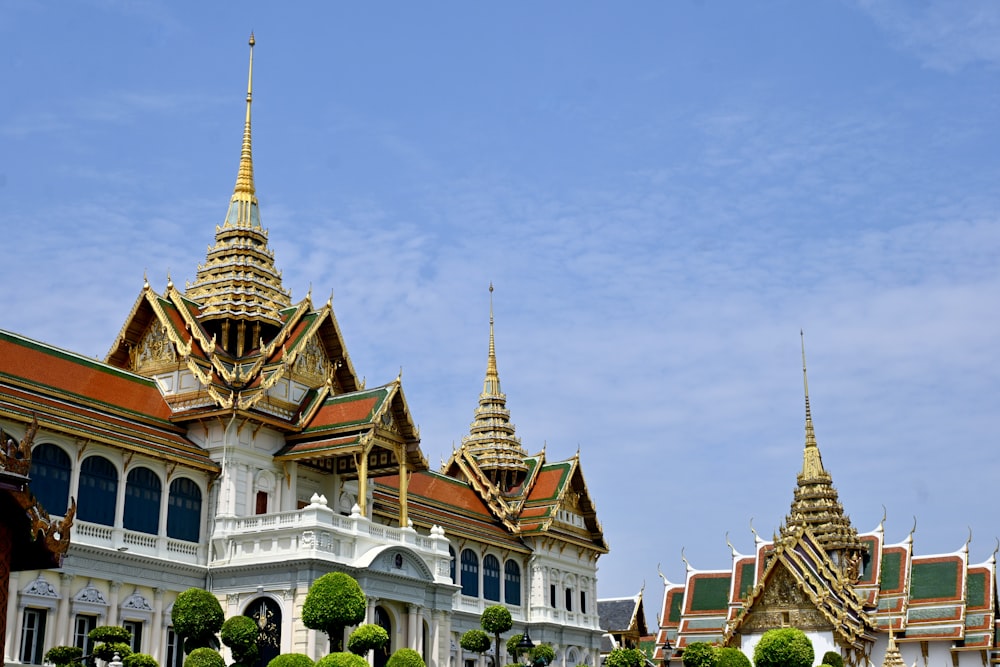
[654,337,998,667]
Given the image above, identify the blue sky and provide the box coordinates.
[3,1,1000,620]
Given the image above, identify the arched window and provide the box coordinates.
[449,546,457,583]
[565,587,573,611]
[29,443,71,516]
[460,549,479,597]
[504,560,521,606]
[167,478,202,542]
[78,455,118,525]
[483,554,500,601]
[124,467,161,534]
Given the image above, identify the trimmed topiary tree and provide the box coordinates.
[461,629,492,656]
[386,647,426,667]
[606,647,645,667]
[315,653,370,667]
[682,642,715,667]
[531,643,556,666]
[89,625,134,662]
[507,634,525,662]
[44,645,84,666]
[268,655,315,667]
[302,572,367,653]
[822,651,844,667]
[184,647,226,667]
[267,654,315,667]
[481,605,513,667]
[347,623,390,657]
[123,653,160,667]
[222,615,260,666]
[173,588,225,653]
[752,628,813,667]
[715,647,750,667]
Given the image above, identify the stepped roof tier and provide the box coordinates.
[457,285,530,494]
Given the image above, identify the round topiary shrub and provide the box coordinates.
[315,652,370,667]
[715,647,751,667]
[531,643,556,666]
[460,629,491,655]
[822,651,844,667]
[222,615,260,665]
[44,645,83,666]
[753,628,814,667]
[184,648,226,667]
[173,588,225,651]
[267,654,315,667]
[123,653,160,667]
[606,648,645,667]
[302,573,367,652]
[94,641,133,662]
[682,642,715,667]
[386,647,426,667]
[347,623,390,656]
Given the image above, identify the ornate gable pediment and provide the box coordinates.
[132,319,177,372]
[741,562,832,633]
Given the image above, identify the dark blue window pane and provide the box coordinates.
[504,560,521,606]
[29,444,71,516]
[461,549,479,597]
[124,467,161,534]
[483,555,500,601]
[78,456,118,526]
[167,477,201,542]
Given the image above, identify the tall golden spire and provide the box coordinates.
[781,332,866,569]
[801,330,825,478]
[462,284,529,493]
[186,34,292,347]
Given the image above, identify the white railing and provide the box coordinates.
[69,520,202,564]
[209,497,453,582]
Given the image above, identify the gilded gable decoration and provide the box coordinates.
[133,320,176,371]
[293,334,330,382]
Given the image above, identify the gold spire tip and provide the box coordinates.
[249,32,255,47]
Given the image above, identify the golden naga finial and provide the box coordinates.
[990,538,999,560]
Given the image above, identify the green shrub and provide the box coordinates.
[682,642,715,667]
[44,645,83,666]
[302,573,367,652]
[90,625,133,643]
[606,647,645,667]
[753,628,813,667]
[347,624,390,656]
[94,641,133,662]
[315,653,370,667]
[173,588,225,651]
[715,648,750,667]
[184,648,226,667]
[222,615,259,665]
[267,654,315,667]
[822,652,844,667]
[531,644,556,666]
[481,605,513,665]
[386,648,426,667]
[460,629,491,654]
[123,653,160,667]
[507,634,525,660]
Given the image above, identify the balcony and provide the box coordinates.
[209,494,453,581]
[70,520,205,564]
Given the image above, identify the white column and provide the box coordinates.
[56,573,72,646]
[407,605,418,649]
[5,571,20,665]
[108,581,121,626]
[151,588,164,659]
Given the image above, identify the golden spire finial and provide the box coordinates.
[800,330,824,478]
[486,283,498,387]
[232,32,256,203]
